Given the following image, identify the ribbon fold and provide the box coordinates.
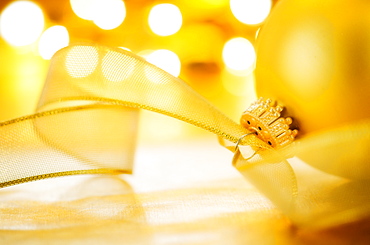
[1,44,370,229]
[0,44,265,189]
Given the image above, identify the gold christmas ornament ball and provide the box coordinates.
[254,0,370,136]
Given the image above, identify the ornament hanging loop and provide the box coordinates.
[234,132,256,152]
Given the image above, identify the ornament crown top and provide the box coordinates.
[240,98,298,149]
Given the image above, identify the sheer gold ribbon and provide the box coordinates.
[1,44,370,228]
[0,44,264,188]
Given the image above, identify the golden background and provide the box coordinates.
[1,0,370,244]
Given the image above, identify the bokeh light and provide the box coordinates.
[0,1,44,46]
[102,50,135,82]
[145,49,181,77]
[70,0,126,30]
[222,37,256,74]
[230,0,271,25]
[70,0,96,20]
[148,4,182,36]
[0,0,270,139]
[66,46,99,78]
[38,26,69,60]
[93,0,126,30]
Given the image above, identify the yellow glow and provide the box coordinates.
[0,1,44,46]
[148,4,182,36]
[222,71,255,97]
[222,37,256,75]
[140,111,185,142]
[93,0,126,30]
[38,26,69,60]
[145,49,181,77]
[200,0,227,8]
[66,46,99,78]
[230,0,271,25]
[281,25,332,98]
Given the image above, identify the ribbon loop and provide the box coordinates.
[1,44,370,229]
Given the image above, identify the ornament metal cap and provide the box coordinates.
[240,98,298,149]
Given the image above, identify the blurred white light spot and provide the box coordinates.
[148,4,182,36]
[0,1,44,46]
[222,37,256,74]
[70,0,125,30]
[70,0,96,20]
[38,26,69,60]
[146,49,181,77]
[230,0,271,25]
[93,0,126,30]
[102,51,136,82]
[66,46,99,78]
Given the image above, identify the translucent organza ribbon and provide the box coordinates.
[0,44,265,187]
[1,44,370,228]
